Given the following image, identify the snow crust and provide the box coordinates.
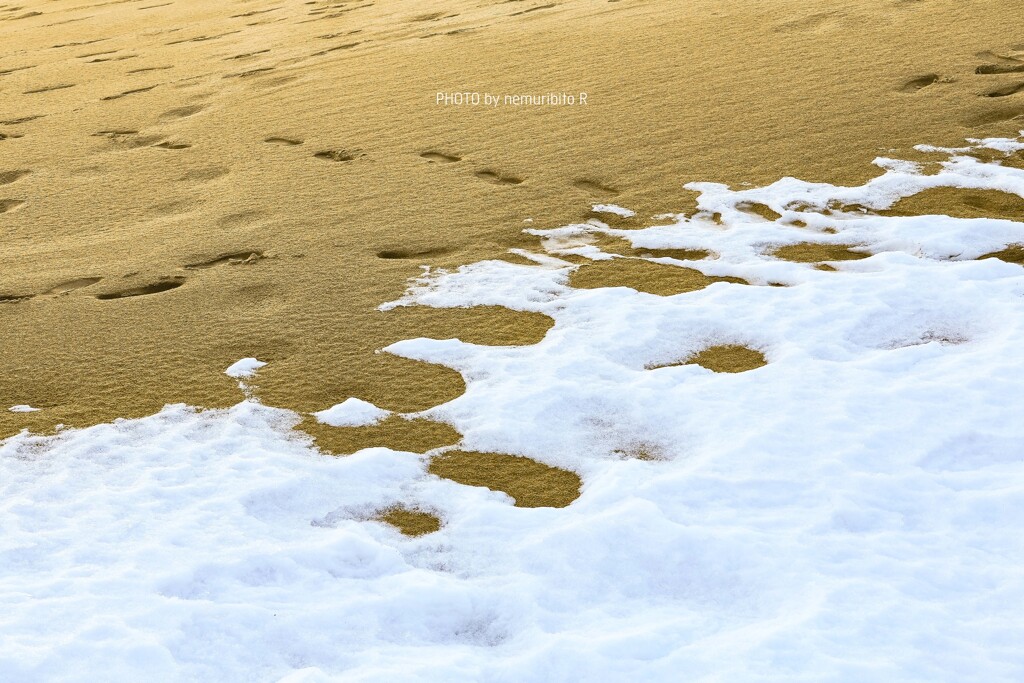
[3,135,1024,682]
[313,398,390,427]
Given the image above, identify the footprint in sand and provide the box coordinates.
[23,83,75,94]
[314,149,363,162]
[984,82,1024,98]
[1,115,44,125]
[86,54,137,63]
[185,251,264,269]
[0,66,36,76]
[217,210,266,229]
[264,137,303,146]
[224,67,276,79]
[100,85,158,101]
[226,50,271,61]
[410,12,452,22]
[475,169,523,185]
[152,140,191,149]
[977,64,1024,75]
[178,165,229,182]
[510,4,557,17]
[93,129,165,148]
[0,199,26,214]
[127,66,173,74]
[573,178,619,196]
[94,277,185,300]
[375,247,450,260]
[46,277,102,295]
[159,104,205,121]
[0,170,31,185]
[964,105,1024,127]
[419,151,461,163]
[774,11,843,34]
[899,74,942,93]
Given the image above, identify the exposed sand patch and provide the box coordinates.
[771,243,871,263]
[672,345,769,374]
[297,415,462,455]
[881,187,1024,220]
[979,244,1024,264]
[428,451,581,508]
[375,506,442,537]
[592,234,712,261]
[570,259,747,296]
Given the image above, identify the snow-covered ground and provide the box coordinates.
[3,135,1024,682]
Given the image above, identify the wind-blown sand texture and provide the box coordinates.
[2,0,1024,442]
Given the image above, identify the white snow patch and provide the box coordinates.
[7,405,40,413]
[313,398,390,427]
[592,203,636,217]
[224,357,267,378]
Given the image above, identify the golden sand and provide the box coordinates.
[376,506,442,537]
[2,0,1024,446]
[980,244,1024,264]
[428,451,582,508]
[684,345,768,374]
[770,243,872,263]
[570,259,748,295]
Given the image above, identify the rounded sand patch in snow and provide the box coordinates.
[296,415,462,456]
[649,345,768,374]
[429,451,582,508]
[770,242,872,263]
[569,259,748,296]
[375,506,442,537]
[880,187,1024,221]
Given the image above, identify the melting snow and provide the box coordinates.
[225,357,267,378]
[313,398,390,427]
[3,135,1024,682]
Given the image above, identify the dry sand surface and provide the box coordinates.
[2,0,1024,445]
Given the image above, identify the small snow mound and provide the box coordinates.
[592,203,636,217]
[8,405,40,413]
[224,357,267,378]
[313,398,390,427]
